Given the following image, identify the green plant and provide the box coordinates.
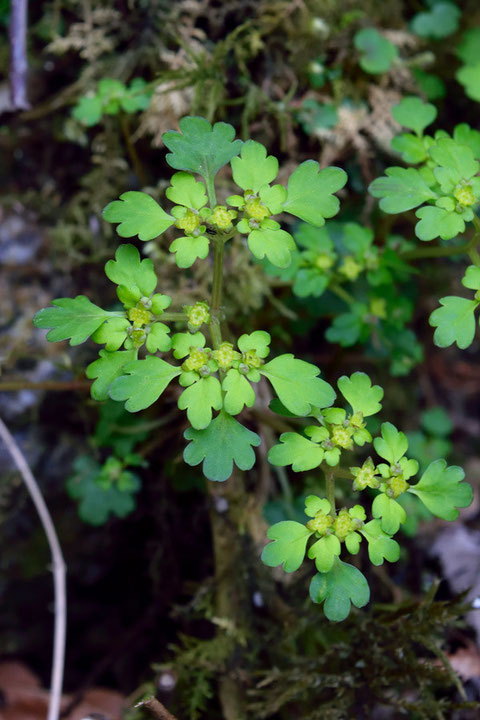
[33,115,474,622]
[410,2,461,40]
[262,372,471,620]
[34,116,345,483]
[354,28,398,75]
[369,96,480,349]
[72,78,152,127]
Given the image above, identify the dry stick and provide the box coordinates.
[136,697,179,720]
[0,416,66,720]
[9,0,30,110]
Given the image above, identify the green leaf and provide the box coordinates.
[457,62,480,102]
[72,95,103,126]
[309,558,370,621]
[374,422,408,463]
[411,2,460,39]
[66,456,140,526]
[169,235,210,268]
[308,534,341,573]
[171,331,206,359]
[237,330,271,357]
[454,124,480,159]
[325,304,369,347]
[392,97,437,136]
[337,372,383,417]
[165,171,207,209]
[102,191,174,241]
[421,407,453,437]
[354,28,398,74]
[33,296,114,346]
[259,184,287,214]
[430,138,478,186]
[429,296,478,349]
[409,459,472,520]
[412,69,446,101]
[184,410,260,481]
[391,134,428,164]
[162,116,242,181]
[415,206,466,242]
[261,354,336,416]
[178,376,223,429]
[222,369,255,415]
[463,265,480,290]
[109,356,181,412]
[282,161,347,227]
[360,519,400,565]
[145,322,172,353]
[261,520,313,572]
[231,140,278,192]
[248,227,296,268]
[91,317,130,351]
[457,28,480,65]
[369,167,437,213]
[293,269,329,298]
[372,493,406,535]
[105,243,157,296]
[268,432,325,471]
[86,349,137,401]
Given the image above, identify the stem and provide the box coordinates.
[119,113,147,186]
[324,468,336,516]
[403,215,480,262]
[207,474,248,720]
[206,175,217,209]
[161,312,187,322]
[0,380,91,392]
[401,240,475,261]
[329,283,355,305]
[0,415,66,720]
[210,236,225,350]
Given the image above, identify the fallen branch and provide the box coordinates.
[9,0,30,110]
[135,696,179,720]
[0,415,66,720]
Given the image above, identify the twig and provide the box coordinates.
[0,415,66,720]
[9,0,30,110]
[135,697,179,720]
[0,379,91,392]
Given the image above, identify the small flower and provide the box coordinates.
[210,205,237,230]
[185,301,210,330]
[350,457,381,491]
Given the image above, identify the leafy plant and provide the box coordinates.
[263,371,472,620]
[354,28,398,74]
[72,78,152,126]
[34,113,474,620]
[368,96,480,350]
[410,2,460,40]
[34,118,345,486]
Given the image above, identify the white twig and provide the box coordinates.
[0,416,66,720]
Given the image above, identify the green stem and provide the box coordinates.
[161,312,186,322]
[0,380,90,392]
[403,214,480,262]
[329,283,355,305]
[119,113,147,186]
[401,240,475,261]
[325,469,336,516]
[206,174,217,209]
[469,214,480,266]
[210,236,225,350]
